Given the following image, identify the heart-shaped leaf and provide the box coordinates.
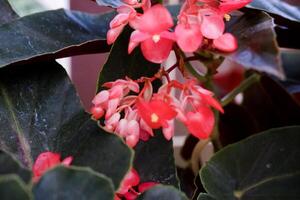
[0,0,18,25]
[134,132,178,186]
[0,175,32,200]
[33,166,114,200]
[249,0,300,22]
[0,150,31,183]
[139,185,188,200]
[200,126,300,200]
[0,61,132,189]
[226,11,284,79]
[0,9,114,68]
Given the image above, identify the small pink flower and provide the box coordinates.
[32,152,73,182]
[128,5,176,63]
[213,33,238,52]
[175,23,203,52]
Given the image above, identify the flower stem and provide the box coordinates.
[221,73,261,107]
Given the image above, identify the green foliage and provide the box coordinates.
[33,166,114,200]
[200,126,300,200]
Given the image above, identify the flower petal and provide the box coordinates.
[141,37,173,63]
[199,10,225,39]
[213,33,238,52]
[175,24,203,52]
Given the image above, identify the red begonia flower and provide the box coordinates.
[128,5,175,63]
[117,168,140,195]
[136,98,177,129]
[33,152,73,182]
[185,106,215,139]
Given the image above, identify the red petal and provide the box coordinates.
[141,38,173,63]
[137,4,173,34]
[118,168,140,194]
[175,24,203,52]
[185,106,215,139]
[213,33,238,52]
[33,152,61,181]
[219,0,252,13]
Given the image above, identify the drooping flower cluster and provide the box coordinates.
[115,168,157,200]
[91,77,223,147]
[107,0,252,63]
[32,151,73,182]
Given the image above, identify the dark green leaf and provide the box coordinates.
[0,9,113,68]
[0,175,32,200]
[139,185,188,200]
[33,166,114,200]
[197,193,216,200]
[0,0,18,25]
[97,27,160,90]
[0,150,31,183]
[134,132,178,187]
[226,11,284,79]
[72,122,133,189]
[249,0,300,22]
[0,61,132,188]
[200,126,300,200]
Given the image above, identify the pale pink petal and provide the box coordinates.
[110,13,130,28]
[126,135,139,147]
[106,98,120,119]
[162,120,174,140]
[116,119,129,137]
[213,33,238,52]
[107,25,125,45]
[62,156,73,166]
[130,30,151,43]
[105,112,121,131]
[127,120,140,137]
[141,37,173,63]
[199,11,225,39]
[109,85,124,99]
[128,41,140,54]
[175,24,203,52]
[140,119,154,136]
[92,90,110,105]
[137,5,173,34]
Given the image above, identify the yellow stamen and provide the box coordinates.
[152,34,160,43]
[224,14,231,21]
[151,113,159,123]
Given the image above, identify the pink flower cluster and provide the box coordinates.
[91,77,223,147]
[107,0,252,63]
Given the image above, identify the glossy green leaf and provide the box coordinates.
[33,166,114,200]
[0,9,113,68]
[139,185,188,200]
[249,0,300,22]
[0,175,32,200]
[134,132,178,186]
[0,0,18,25]
[0,150,31,183]
[0,61,132,189]
[197,193,216,200]
[200,126,300,200]
[226,11,284,79]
